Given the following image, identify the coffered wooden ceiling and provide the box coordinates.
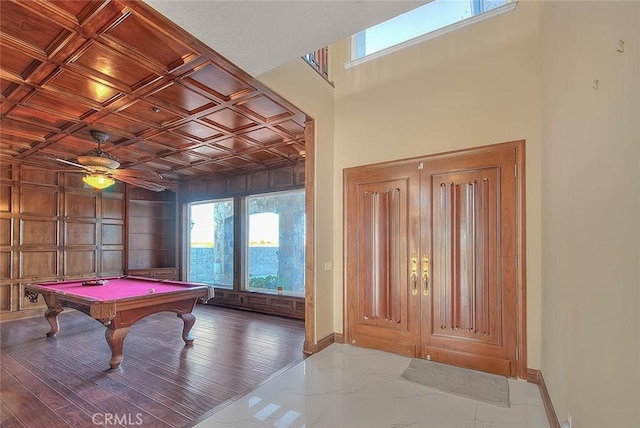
[0,0,307,190]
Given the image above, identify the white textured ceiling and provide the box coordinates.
[144,1,426,76]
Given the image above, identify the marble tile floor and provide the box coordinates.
[194,344,549,428]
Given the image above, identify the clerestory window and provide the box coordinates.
[349,0,516,66]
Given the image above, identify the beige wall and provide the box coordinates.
[331,1,542,368]
[260,1,640,426]
[258,59,336,340]
[540,2,640,427]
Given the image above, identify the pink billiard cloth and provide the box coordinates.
[36,277,194,301]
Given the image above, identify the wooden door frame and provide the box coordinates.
[342,140,527,379]
[303,119,316,354]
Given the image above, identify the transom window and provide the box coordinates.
[350,0,514,64]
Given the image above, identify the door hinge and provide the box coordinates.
[515,346,519,361]
[515,255,518,268]
[418,162,424,170]
[514,164,518,178]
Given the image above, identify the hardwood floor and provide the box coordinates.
[0,305,305,427]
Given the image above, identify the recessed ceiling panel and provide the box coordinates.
[149,132,198,150]
[172,121,224,142]
[214,137,257,153]
[184,62,254,101]
[200,108,257,133]
[92,113,150,136]
[275,120,305,138]
[150,82,217,115]
[0,2,70,53]
[235,94,292,123]
[190,144,230,159]
[103,11,198,71]
[71,42,158,89]
[241,127,286,146]
[0,45,41,78]
[6,105,71,130]
[45,70,121,105]
[0,118,50,141]
[26,90,96,119]
[120,99,182,126]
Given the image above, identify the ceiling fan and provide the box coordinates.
[55,130,170,192]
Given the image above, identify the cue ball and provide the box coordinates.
[149,288,155,293]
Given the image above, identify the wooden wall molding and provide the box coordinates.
[528,368,561,428]
[207,289,304,320]
[303,332,342,355]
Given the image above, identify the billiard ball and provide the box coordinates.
[149,288,155,293]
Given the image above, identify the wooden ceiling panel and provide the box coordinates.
[270,142,306,159]
[0,2,71,54]
[0,45,41,79]
[25,90,96,119]
[43,133,115,158]
[119,99,182,127]
[189,144,232,159]
[149,132,199,151]
[172,121,225,143]
[214,156,257,169]
[0,118,50,142]
[92,113,151,137]
[1,0,306,191]
[149,82,217,116]
[183,62,254,101]
[200,108,257,133]
[242,149,284,165]
[275,120,306,138]
[235,94,293,123]
[102,11,198,72]
[50,1,96,20]
[44,69,123,106]
[240,127,287,146]
[70,42,159,90]
[5,104,72,130]
[214,137,258,153]
[162,152,208,166]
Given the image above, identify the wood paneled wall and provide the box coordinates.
[0,164,177,321]
[0,162,304,321]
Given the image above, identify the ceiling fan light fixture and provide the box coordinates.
[83,174,115,190]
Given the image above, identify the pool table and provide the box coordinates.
[25,276,215,369]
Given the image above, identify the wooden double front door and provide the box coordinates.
[344,141,525,378]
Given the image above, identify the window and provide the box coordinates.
[188,199,234,288]
[185,189,305,296]
[350,0,514,63]
[246,190,305,294]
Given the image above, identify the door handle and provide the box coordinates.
[411,253,418,295]
[422,254,429,296]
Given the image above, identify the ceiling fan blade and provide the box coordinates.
[56,158,91,170]
[113,168,161,179]
[115,175,167,192]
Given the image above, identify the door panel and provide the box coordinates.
[345,141,524,377]
[421,147,518,376]
[345,164,420,356]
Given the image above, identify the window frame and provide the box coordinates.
[183,187,306,297]
[244,188,306,296]
[345,0,517,69]
[185,197,235,289]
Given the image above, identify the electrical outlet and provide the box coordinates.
[324,261,332,271]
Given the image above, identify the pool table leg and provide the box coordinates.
[178,313,196,345]
[105,326,131,369]
[44,307,63,337]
